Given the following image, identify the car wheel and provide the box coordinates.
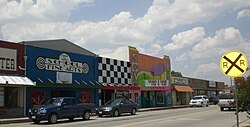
[83,111,90,120]
[32,119,40,124]
[98,114,103,117]
[68,117,74,121]
[131,108,136,115]
[113,109,119,117]
[48,113,58,124]
[220,107,224,111]
[206,104,209,107]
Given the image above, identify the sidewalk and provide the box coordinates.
[0,105,190,124]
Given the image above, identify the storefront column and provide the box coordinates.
[24,87,26,116]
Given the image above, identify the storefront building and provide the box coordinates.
[98,57,139,105]
[21,39,102,114]
[171,76,193,105]
[0,41,35,118]
[187,77,225,98]
[129,46,172,108]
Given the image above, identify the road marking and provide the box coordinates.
[120,109,217,127]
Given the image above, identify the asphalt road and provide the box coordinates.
[1,105,250,127]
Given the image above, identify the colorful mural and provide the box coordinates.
[129,46,172,108]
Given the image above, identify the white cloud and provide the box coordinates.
[163,27,205,51]
[189,27,246,60]
[191,62,229,83]
[237,9,250,19]
[192,62,219,77]
[170,27,250,85]
[100,46,129,61]
[170,27,250,61]
[1,0,250,55]
[175,53,188,62]
[147,43,162,56]
[0,0,94,23]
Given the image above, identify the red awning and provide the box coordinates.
[103,86,140,90]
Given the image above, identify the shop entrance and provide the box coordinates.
[4,87,18,107]
[142,91,150,108]
[101,90,114,105]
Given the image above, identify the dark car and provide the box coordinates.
[97,98,138,117]
[28,97,96,124]
[209,97,219,105]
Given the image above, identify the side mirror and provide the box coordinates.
[120,102,124,106]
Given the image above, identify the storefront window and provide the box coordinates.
[80,92,91,103]
[156,92,164,104]
[30,90,45,107]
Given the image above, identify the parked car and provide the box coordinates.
[28,97,96,124]
[97,98,138,117]
[189,95,209,107]
[209,96,219,105]
[217,93,236,111]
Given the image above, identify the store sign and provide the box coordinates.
[209,81,216,88]
[0,47,17,71]
[36,53,89,74]
[145,80,169,87]
[172,77,188,85]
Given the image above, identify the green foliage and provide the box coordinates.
[237,76,250,112]
[171,70,183,77]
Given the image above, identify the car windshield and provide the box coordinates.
[105,99,121,106]
[47,98,64,106]
[218,94,234,99]
[192,97,202,100]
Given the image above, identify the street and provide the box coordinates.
[1,105,249,127]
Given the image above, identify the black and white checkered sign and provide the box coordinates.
[98,57,131,86]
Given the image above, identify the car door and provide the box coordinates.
[118,99,127,113]
[62,98,74,117]
[70,98,79,116]
[203,96,208,105]
[124,99,134,113]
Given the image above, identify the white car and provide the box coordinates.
[189,95,209,107]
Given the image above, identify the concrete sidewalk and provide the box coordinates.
[0,105,190,125]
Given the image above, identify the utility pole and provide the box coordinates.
[234,78,239,127]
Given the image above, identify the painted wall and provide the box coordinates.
[25,45,100,113]
[129,46,172,107]
[25,45,98,84]
[129,46,171,89]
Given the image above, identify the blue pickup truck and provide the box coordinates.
[28,97,96,124]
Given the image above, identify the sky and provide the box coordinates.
[0,0,250,85]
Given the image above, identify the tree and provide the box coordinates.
[236,76,250,112]
[171,70,183,77]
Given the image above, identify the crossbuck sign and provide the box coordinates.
[220,51,248,78]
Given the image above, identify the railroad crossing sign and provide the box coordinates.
[220,51,248,78]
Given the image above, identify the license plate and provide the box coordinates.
[99,112,102,114]
[31,116,36,119]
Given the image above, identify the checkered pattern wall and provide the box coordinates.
[98,57,131,86]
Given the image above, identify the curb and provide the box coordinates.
[138,105,190,112]
[0,105,190,125]
[0,119,31,125]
